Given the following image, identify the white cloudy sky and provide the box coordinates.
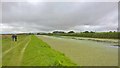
[0,1,118,34]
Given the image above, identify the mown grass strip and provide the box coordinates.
[2,35,30,66]
[2,37,28,57]
[17,36,31,66]
[2,35,28,53]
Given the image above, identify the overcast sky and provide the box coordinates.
[1,2,118,34]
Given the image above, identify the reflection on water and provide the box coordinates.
[55,36,119,48]
[108,46,118,48]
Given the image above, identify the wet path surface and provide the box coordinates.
[37,35,118,66]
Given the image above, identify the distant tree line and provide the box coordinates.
[36,31,119,39]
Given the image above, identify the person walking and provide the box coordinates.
[12,34,15,41]
[12,34,17,41]
[14,34,17,41]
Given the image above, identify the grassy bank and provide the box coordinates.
[2,35,76,66]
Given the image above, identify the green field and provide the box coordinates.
[2,35,76,66]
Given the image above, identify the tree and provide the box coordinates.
[68,31,75,33]
[90,31,95,33]
[37,33,41,35]
[53,31,65,34]
[84,31,89,33]
[109,31,112,33]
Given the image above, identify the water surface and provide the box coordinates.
[37,35,118,66]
